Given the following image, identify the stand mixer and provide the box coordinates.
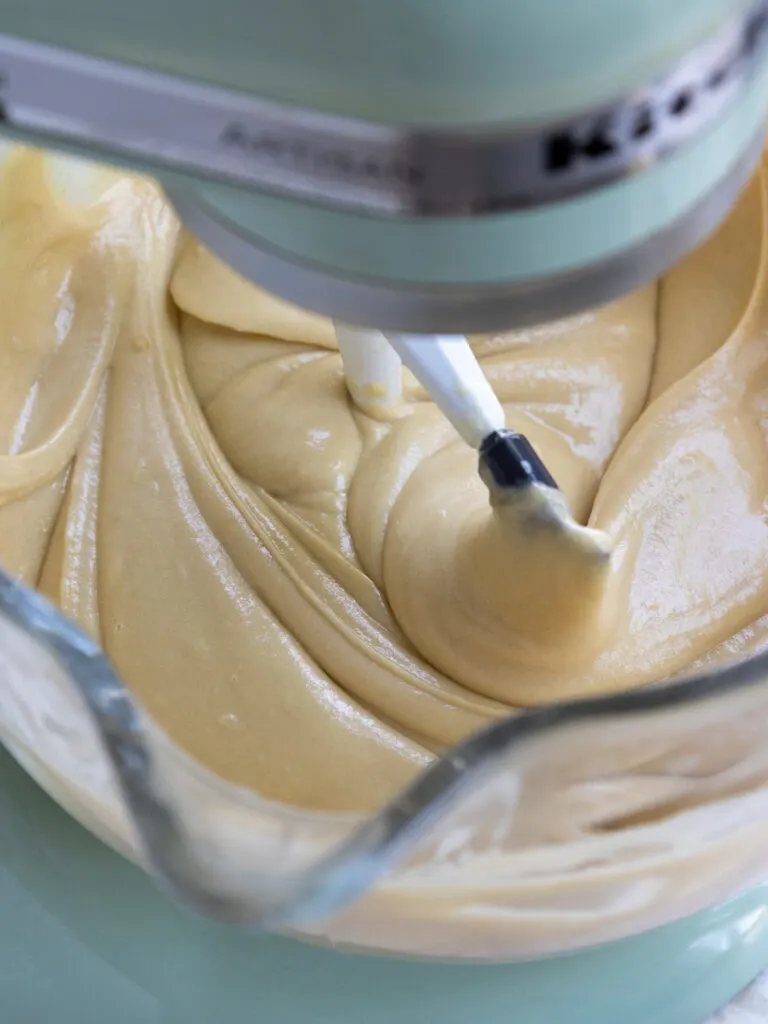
[0,0,765,332]
[1,0,768,482]
[4,2,768,1023]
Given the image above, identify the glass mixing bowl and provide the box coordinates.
[2,563,768,963]
[2,145,768,966]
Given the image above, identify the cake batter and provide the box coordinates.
[1,145,768,823]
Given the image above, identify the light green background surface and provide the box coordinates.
[3,745,768,1024]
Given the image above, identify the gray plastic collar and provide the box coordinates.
[166,126,765,333]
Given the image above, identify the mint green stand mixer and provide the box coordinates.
[3,2,768,1023]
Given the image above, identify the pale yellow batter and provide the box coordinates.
[2,145,768,827]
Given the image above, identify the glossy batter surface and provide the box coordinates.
[2,148,768,820]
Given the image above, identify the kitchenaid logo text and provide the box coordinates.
[218,122,425,189]
[544,2,768,175]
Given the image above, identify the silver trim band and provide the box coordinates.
[0,1,765,217]
[167,126,766,332]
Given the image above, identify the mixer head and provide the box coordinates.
[0,0,766,333]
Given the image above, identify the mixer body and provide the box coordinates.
[0,0,765,330]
